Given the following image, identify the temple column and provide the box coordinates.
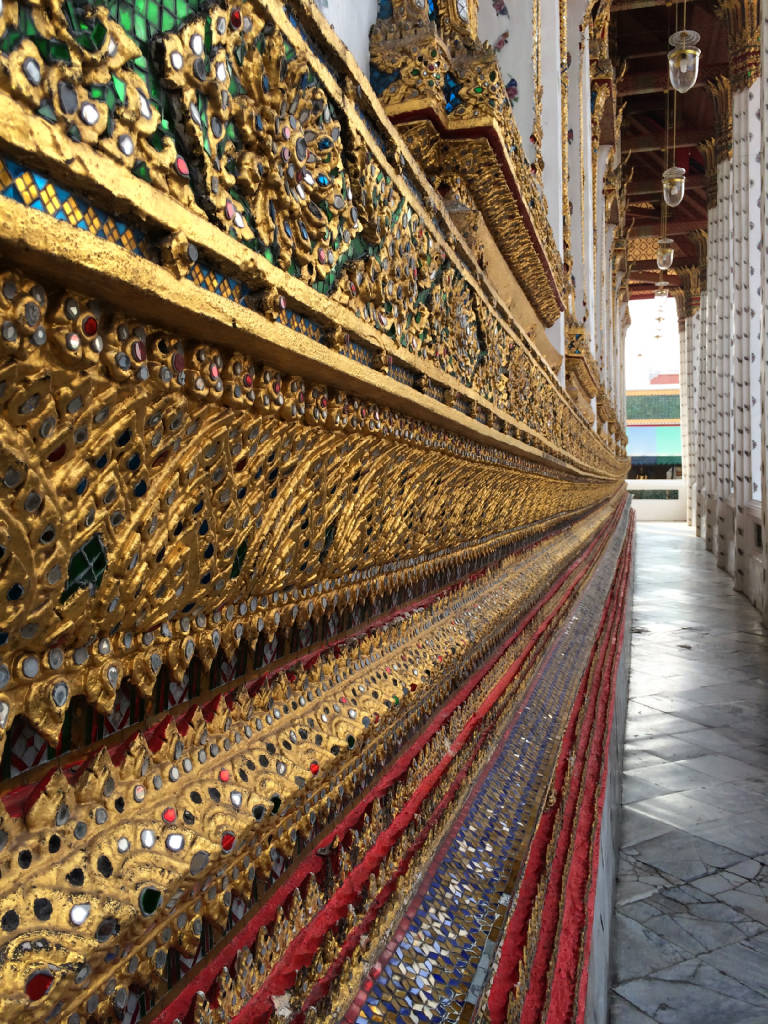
[718,0,761,597]
[692,307,704,524]
[478,0,537,165]
[568,17,594,339]
[698,139,720,548]
[678,276,701,526]
[704,76,734,568]
[761,0,768,620]
[314,0,377,74]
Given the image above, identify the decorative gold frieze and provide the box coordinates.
[0,498,619,1022]
[0,266,620,755]
[0,0,623,475]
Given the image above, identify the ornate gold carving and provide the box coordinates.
[707,75,733,161]
[565,326,600,424]
[369,0,565,326]
[0,496,619,1022]
[0,267,618,754]
[0,0,193,205]
[716,0,760,91]
[678,265,702,318]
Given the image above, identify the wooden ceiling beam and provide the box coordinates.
[624,127,704,152]
[631,218,708,236]
[613,0,688,11]
[618,64,729,97]
[627,174,707,195]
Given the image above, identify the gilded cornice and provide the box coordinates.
[707,76,733,161]
[716,0,760,91]
[369,0,565,326]
[673,287,687,330]
[565,327,600,409]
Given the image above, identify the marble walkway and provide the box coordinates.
[610,522,768,1024]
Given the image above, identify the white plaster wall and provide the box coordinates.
[626,480,687,522]
[477,0,537,165]
[314,0,379,77]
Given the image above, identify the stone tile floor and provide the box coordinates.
[610,522,768,1024]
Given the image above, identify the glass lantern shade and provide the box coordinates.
[662,167,686,207]
[668,31,701,93]
[656,237,675,271]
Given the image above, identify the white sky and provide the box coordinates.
[625,297,681,390]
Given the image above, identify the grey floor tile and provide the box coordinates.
[629,828,744,881]
[696,940,768,998]
[675,754,768,784]
[610,524,768,1023]
[619,807,676,848]
[629,791,727,829]
[611,913,690,984]
[621,773,674,804]
[623,761,714,793]
[627,733,713,763]
[616,969,766,1024]
[608,992,657,1023]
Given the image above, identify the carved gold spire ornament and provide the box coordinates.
[716,0,760,90]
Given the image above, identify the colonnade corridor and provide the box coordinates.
[610,523,768,1023]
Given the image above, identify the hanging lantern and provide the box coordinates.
[662,166,686,207]
[668,30,701,94]
[656,237,675,270]
[655,277,670,297]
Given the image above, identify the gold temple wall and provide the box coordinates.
[0,0,628,1018]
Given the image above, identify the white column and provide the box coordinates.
[761,0,768,620]
[702,198,719,547]
[478,0,537,165]
[729,81,762,596]
[681,310,699,524]
[732,88,752,574]
[316,0,378,75]
[691,290,703,531]
[715,157,734,568]
[568,19,592,331]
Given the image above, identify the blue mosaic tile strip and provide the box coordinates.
[349,513,628,1023]
[1,154,147,258]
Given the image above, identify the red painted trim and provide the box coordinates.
[544,525,632,1024]
[487,515,632,1024]
[152,506,623,1024]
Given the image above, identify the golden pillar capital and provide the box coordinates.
[716,0,760,91]
[689,229,708,290]
[678,266,702,318]
[706,75,733,161]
